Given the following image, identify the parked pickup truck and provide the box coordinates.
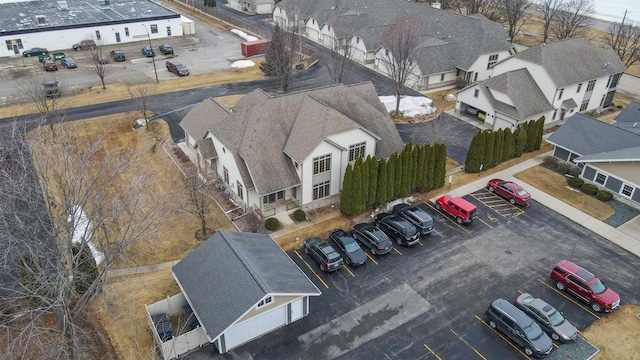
[304,237,343,272]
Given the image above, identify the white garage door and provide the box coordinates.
[291,298,303,322]
[224,306,287,351]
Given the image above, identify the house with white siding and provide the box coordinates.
[179,82,403,215]
[226,0,275,14]
[457,38,626,130]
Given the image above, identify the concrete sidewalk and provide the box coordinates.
[432,152,640,258]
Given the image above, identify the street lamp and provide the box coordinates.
[142,24,159,83]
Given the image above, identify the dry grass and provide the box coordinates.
[54,114,236,268]
[0,63,264,119]
[515,165,614,221]
[93,270,180,360]
[580,304,640,360]
[275,216,352,252]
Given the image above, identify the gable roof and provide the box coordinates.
[183,82,403,195]
[612,102,640,135]
[477,69,553,120]
[511,38,626,87]
[172,230,321,342]
[180,98,230,141]
[546,113,640,160]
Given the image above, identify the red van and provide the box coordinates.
[435,195,477,224]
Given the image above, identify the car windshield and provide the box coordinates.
[342,238,360,252]
[591,279,607,294]
[517,188,529,196]
[176,64,186,69]
[523,322,545,341]
[547,310,565,326]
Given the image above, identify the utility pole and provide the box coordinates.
[143,24,159,83]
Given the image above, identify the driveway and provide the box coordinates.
[186,192,640,359]
[396,112,480,164]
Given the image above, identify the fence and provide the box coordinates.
[178,0,271,39]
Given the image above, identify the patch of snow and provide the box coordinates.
[67,205,105,266]
[379,96,437,117]
[231,60,255,68]
[369,196,419,218]
[444,93,456,102]
[230,29,259,42]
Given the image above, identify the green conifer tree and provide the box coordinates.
[502,128,513,161]
[367,156,378,206]
[352,163,365,214]
[483,131,495,169]
[515,125,527,157]
[355,157,368,208]
[493,129,504,166]
[426,145,435,191]
[387,154,396,200]
[340,164,353,215]
[434,143,447,187]
[376,159,388,205]
[465,131,484,173]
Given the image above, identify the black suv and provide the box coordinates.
[141,46,155,57]
[329,229,366,266]
[304,237,343,272]
[376,213,419,246]
[110,50,126,62]
[352,223,392,255]
[159,44,174,55]
[393,204,434,236]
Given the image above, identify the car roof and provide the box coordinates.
[529,298,556,316]
[492,299,534,325]
[557,260,597,281]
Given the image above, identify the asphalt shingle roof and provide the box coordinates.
[547,113,640,160]
[197,138,217,159]
[612,102,640,135]
[172,231,321,341]
[180,98,230,141]
[511,38,627,88]
[479,69,553,120]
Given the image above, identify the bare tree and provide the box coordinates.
[551,0,594,40]
[183,174,215,238]
[126,82,155,129]
[325,39,356,84]
[86,37,111,90]
[0,121,161,359]
[537,0,564,43]
[259,24,299,93]
[607,11,640,68]
[18,75,63,136]
[380,17,424,115]
[459,0,502,20]
[500,0,532,42]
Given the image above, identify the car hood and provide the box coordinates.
[351,249,367,263]
[531,332,553,354]
[597,288,620,304]
[554,319,578,340]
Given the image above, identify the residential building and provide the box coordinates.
[227,0,275,14]
[0,0,184,57]
[180,82,403,215]
[457,38,626,130]
[546,113,640,206]
[146,230,321,357]
[274,0,513,91]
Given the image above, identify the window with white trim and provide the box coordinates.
[349,142,366,162]
[577,83,582,93]
[313,154,331,174]
[223,166,229,184]
[313,181,330,200]
[487,54,498,69]
[440,73,445,82]
[621,184,634,197]
[474,89,479,98]
[557,88,564,100]
[595,173,607,185]
[150,24,158,34]
[256,296,273,309]
[580,100,589,111]
[586,80,596,92]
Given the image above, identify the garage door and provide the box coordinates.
[224,306,287,351]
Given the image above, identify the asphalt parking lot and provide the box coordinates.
[188,186,640,360]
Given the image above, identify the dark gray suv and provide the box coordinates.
[393,203,434,236]
[376,213,419,246]
[485,299,554,358]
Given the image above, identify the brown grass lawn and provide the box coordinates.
[94,270,180,360]
[515,165,614,221]
[581,304,640,360]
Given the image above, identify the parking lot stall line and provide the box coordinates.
[477,218,493,228]
[294,250,329,289]
[393,247,403,255]
[449,328,488,360]
[424,202,473,235]
[343,264,355,277]
[474,315,531,359]
[423,343,444,360]
[434,229,444,237]
[418,240,424,246]
[536,279,600,319]
[364,253,379,265]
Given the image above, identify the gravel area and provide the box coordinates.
[604,199,640,227]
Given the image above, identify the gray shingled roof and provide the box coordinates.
[612,102,640,134]
[511,38,626,88]
[172,230,321,342]
[561,98,578,110]
[576,146,640,162]
[479,69,553,120]
[278,0,512,75]
[197,138,217,160]
[180,98,230,141]
[547,113,640,159]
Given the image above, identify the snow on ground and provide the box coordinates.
[231,60,255,68]
[230,29,259,42]
[379,96,437,117]
[68,205,105,266]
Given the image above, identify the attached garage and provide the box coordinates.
[171,231,321,355]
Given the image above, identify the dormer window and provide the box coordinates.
[256,296,273,309]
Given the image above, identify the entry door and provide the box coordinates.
[12,44,19,54]
[115,32,121,43]
[291,298,303,322]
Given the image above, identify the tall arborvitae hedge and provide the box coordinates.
[434,143,447,188]
[503,128,514,161]
[340,164,354,215]
[416,145,427,192]
[515,125,526,157]
[394,151,403,197]
[411,146,419,192]
[493,128,504,166]
[352,163,365,214]
[376,159,388,205]
[426,144,435,190]
[400,145,412,197]
[483,131,495,170]
[387,153,396,200]
[356,157,368,207]
[465,130,485,173]
[535,117,545,150]
[367,156,378,206]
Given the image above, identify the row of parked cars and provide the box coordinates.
[485,260,621,357]
[304,203,435,271]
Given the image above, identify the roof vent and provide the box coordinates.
[634,122,637,128]
[35,15,47,26]
[57,1,69,10]
[602,62,609,72]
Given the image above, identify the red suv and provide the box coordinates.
[435,195,477,224]
[550,260,620,313]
